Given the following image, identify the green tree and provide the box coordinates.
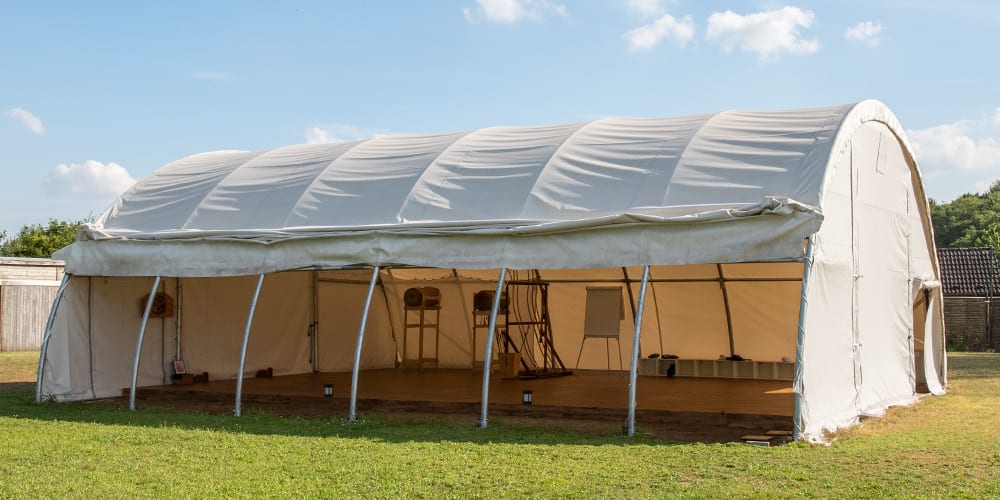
[931,181,1000,248]
[0,217,92,258]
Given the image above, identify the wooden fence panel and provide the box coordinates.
[1,284,58,351]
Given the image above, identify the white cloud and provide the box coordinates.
[626,0,663,17]
[624,14,695,50]
[6,107,45,135]
[844,21,884,47]
[907,108,1000,201]
[908,107,1000,176]
[305,124,388,144]
[305,127,334,144]
[908,123,1000,172]
[463,0,566,24]
[44,161,137,199]
[706,6,819,61]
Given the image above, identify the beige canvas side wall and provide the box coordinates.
[180,273,312,380]
[41,263,804,401]
[339,265,802,371]
[40,276,174,400]
[39,276,92,400]
[91,277,172,397]
[316,270,396,372]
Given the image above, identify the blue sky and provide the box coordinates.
[2,0,999,236]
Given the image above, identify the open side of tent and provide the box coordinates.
[39,100,945,441]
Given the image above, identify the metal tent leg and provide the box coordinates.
[717,264,736,357]
[130,276,162,410]
[478,267,507,429]
[626,266,650,437]
[35,274,72,403]
[349,266,380,422]
[793,238,816,441]
[234,274,266,417]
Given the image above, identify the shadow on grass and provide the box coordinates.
[7,353,995,446]
[0,386,684,447]
[0,382,34,392]
[946,353,1000,379]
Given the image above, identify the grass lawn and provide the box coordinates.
[1,351,997,498]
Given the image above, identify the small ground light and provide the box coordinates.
[522,389,533,405]
[323,383,333,397]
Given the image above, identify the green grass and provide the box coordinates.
[1,351,998,498]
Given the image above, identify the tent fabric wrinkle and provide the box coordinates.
[39,99,946,445]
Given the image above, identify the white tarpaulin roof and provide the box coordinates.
[58,100,908,276]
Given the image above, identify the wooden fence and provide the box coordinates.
[0,258,65,352]
[942,296,1000,351]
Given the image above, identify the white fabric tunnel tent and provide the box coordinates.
[39,100,946,441]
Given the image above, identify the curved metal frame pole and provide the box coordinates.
[793,237,816,441]
[130,276,162,410]
[35,273,72,403]
[349,266,381,422]
[234,273,266,417]
[717,264,736,357]
[626,266,651,437]
[478,267,507,429]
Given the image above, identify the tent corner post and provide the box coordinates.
[129,276,162,411]
[793,237,816,441]
[234,273,266,417]
[349,266,381,423]
[477,267,508,429]
[626,265,651,437]
[35,273,72,403]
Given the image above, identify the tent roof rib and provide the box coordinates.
[394,126,503,224]
[515,119,596,218]
[280,138,375,229]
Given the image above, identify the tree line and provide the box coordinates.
[930,181,1000,250]
[0,218,91,258]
